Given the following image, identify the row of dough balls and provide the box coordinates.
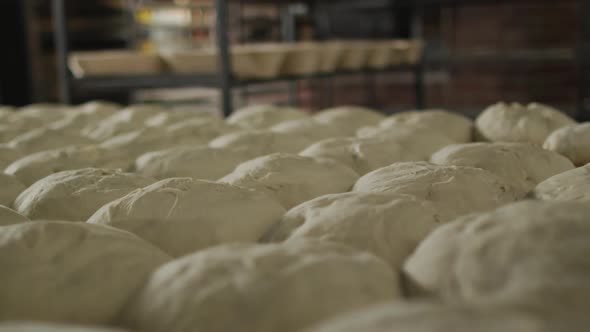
[0,102,589,332]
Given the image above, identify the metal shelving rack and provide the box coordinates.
[51,0,425,117]
[52,0,588,119]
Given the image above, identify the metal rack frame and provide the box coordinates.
[51,0,425,117]
[52,0,588,119]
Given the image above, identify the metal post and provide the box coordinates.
[280,4,298,106]
[410,3,425,109]
[577,0,589,121]
[215,0,233,117]
[52,0,71,103]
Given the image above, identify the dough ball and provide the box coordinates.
[306,301,549,332]
[475,102,576,145]
[145,110,220,128]
[15,104,73,123]
[89,178,285,256]
[531,164,590,202]
[0,221,170,323]
[0,322,130,332]
[431,142,574,195]
[7,128,94,155]
[77,100,121,120]
[119,241,399,332]
[0,205,29,226]
[263,192,443,269]
[46,113,93,134]
[5,145,131,186]
[99,127,205,163]
[404,200,590,320]
[543,123,590,166]
[164,117,235,141]
[227,104,307,130]
[379,109,474,143]
[0,173,26,207]
[271,118,348,142]
[135,146,253,180]
[357,125,456,161]
[353,162,520,222]
[209,130,314,156]
[14,168,155,221]
[313,106,385,135]
[300,137,406,175]
[82,104,165,141]
[220,153,359,208]
[0,145,23,170]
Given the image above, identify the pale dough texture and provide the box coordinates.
[6,128,94,155]
[271,118,348,142]
[299,137,406,175]
[306,301,549,332]
[353,162,520,222]
[263,192,443,269]
[378,109,474,143]
[531,164,590,202]
[0,221,169,323]
[119,241,399,332]
[543,123,590,166]
[0,145,23,170]
[82,104,165,141]
[0,205,29,226]
[5,145,132,186]
[220,153,359,208]
[14,168,155,221]
[227,104,307,130]
[135,146,253,180]
[404,200,590,320]
[475,102,576,145]
[88,178,286,257]
[431,142,574,196]
[209,130,314,156]
[0,173,26,207]
[313,106,385,135]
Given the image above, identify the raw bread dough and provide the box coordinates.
[16,103,72,123]
[0,145,23,170]
[145,109,219,127]
[271,118,348,142]
[404,200,590,320]
[0,205,29,226]
[377,109,474,143]
[543,123,590,166]
[88,178,285,257]
[357,125,456,161]
[164,117,234,141]
[305,301,549,332]
[135,146,254,180]
[299,137,406,175]
[0,173,26,207]
[6,128,94,154]
[13,168,155,221]
[77,100,121,119]
[5,145,132,186]
[119,241,399,332]
[431,142,574,196]
[209,130,314,156]
[82,104,164,141]
[227,104,307,130]
[99,127,205,163]
[263,192,443,269]
[0,322,130,332]
[0,221,169,323]
[313,106,385,135]
[220,153,359,208]
[475,102,576,145]
[531,164,590,202]
[353,162,519,222]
